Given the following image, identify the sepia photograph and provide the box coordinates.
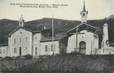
[0,0,114,73]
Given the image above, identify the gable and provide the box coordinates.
[9,27,32,37]
[66,23,101,35]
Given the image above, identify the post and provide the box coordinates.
[75,28,78,52]
[52,16,54,55]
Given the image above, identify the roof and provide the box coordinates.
[66,23,101,34]
[0,44,8,47]
[8,26,41,37]
[40,30,67,42]
[82,0,87,12]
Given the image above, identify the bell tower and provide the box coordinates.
[80,0,88,23]
[19,15,24,27]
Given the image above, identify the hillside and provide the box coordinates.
[0,19,18,44]
[0,15,114,45]
[1,54,114,73]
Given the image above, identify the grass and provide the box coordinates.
[0,53,114,73]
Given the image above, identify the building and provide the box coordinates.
[0,44,8,57]
[40,29,68,55]
[0,15,68,57]
[8,16,42,57]
[67,29,99,55]
[67,1,99,55]
[66,1,114,55]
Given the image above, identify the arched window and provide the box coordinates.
[79,41,86,49]
[106,40,109,46]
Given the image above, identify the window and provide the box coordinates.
[14,38,16,44]
[82,13,85,16]
[0,49,1,54]
[35,47,37,55]
[35,37,37,40]
[14,48,17,53]
[51,44,55,51]
[45,45,48,52]
[106,40,109,46]
[94,34,98,39]
[25,47,27,51]
[3,49,5,53]
[20,32,22,34]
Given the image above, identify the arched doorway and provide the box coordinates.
[79,41,86,54]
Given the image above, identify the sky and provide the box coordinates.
[0,0,114,21]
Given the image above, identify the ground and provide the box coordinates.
[0,53,114,73]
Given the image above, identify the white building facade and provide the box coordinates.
[40,41,60,55]
[67,29,99,55]
[8,28,33,57]
[32,33,42,57]
[7,16,42,57]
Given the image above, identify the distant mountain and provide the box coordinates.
[107,15,114,19]
[25,18,80,34]
[0,16,114,45]
[0,19,19,44]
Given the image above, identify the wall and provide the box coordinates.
[97,47,114,54]
[40,41,60,55]
[0,46,8,57]
[67,30,99,55]
[8,28,33,57]
[59,37,68,54]
[32,33,41,57]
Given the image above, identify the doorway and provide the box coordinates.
[79,41,86,54]
[19,47,22,56]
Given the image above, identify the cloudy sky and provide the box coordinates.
[0,0,114,21]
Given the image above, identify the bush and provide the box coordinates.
[24,54,33,59]
[70,51,82,56]
[0,56,2,58]
[2,56,13,60]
